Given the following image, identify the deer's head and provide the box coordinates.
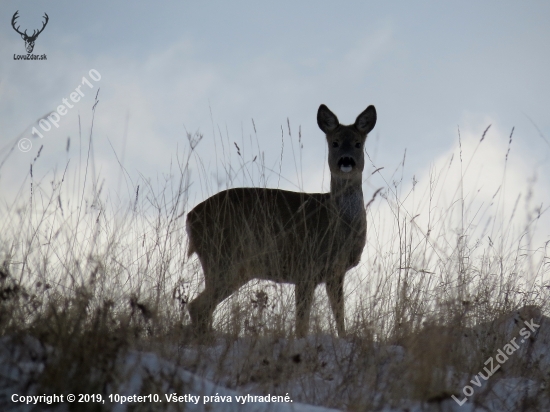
[317,104,377,181]
[12,11,49,54]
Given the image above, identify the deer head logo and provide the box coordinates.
[11,11,49,54]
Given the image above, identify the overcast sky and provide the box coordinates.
[1,1,549,245]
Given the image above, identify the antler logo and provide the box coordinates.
[11,11,49,54]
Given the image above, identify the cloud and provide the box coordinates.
[366,114,550,267]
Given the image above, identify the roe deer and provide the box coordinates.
[186,104,376,337]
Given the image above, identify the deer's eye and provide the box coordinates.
[355,142,361,149]
[332,141,339,148]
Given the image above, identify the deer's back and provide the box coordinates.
[186,188,366,284]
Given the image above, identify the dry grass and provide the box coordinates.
[0,106,549,411]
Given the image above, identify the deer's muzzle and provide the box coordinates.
[338,156,356,173]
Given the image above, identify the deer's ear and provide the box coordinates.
[317,104,339,134]
[354,105,376,134]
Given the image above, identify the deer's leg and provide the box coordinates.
[295,282,315,338]
[188,290,209,335]
[189,264,238,336]
[188,285,220,336]
[326,274,345,337]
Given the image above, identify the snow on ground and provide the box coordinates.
[113,350,340,412]
[0,335,338,412]
[1,307,549,411]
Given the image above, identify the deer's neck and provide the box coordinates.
[330,176,365,222]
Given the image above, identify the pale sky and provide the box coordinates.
[1,1,549,245]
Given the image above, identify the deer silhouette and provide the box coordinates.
[11,11,49,54]
[186,104,377,337]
